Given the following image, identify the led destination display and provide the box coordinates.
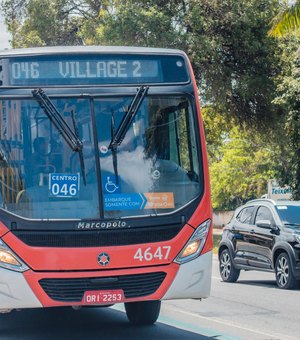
[2,54,189,86]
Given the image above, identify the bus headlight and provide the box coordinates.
[0,239,29,272]
[174,219,210,264]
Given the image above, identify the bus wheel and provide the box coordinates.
[124,300,161,325]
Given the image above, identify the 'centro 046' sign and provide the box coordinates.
[49,173,80,198]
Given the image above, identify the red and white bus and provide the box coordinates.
[0,46,212,324]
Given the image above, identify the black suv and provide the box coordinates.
[218,199,300,289]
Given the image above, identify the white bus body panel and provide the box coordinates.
[162,251,212,300]
[0,268,42,310]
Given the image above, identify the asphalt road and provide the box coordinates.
[162,255,300,339]
[0,256,299,339]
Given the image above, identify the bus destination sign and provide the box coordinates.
[1,54,189,86]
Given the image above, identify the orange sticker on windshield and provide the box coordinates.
[144,192,175,209]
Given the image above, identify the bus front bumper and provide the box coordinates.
[0,251,212,311]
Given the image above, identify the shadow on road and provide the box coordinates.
[0,307,213,340]
[236,279,277,288]
[235,279,300,290]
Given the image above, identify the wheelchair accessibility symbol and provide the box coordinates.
[103,175,121,194]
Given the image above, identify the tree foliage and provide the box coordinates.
[1,0,103,47]
[269,0,300,37]
[268,0,300,200]
[202,107,288,209]
[80,0,182,48]
[184,0,281,125]
[272,33,300,199]
[79,0,283,125]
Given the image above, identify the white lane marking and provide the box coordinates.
[113,304,238,339]
[164,306,297,340]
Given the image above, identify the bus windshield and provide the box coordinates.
[0,94,202,220]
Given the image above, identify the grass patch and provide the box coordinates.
[213,234,222,254]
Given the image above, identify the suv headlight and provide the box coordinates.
[174,219,211,264]
[0,239,29,272]
[293,233,300,249]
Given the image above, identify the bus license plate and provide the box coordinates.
[83,290,124,304]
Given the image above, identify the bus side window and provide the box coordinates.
[169,111,180,165]
[145,106,169,160]
[169,106,198,180]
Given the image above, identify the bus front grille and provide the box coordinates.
[13,226,181,247]
[39,272,167,302]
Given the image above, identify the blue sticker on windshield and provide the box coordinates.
[104,193,146,210]
[104,192,175,210]
[102,175,122,194]
[49,173,80,198]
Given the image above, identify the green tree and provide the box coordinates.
[79,0,282,125]
[267,0,300,200]
[185,0,281,126]
[202,107,288,210]
[269,0,300,37]
[201,107,233,163]
[80,0,181,47]
[1,0,100,47]
[209,136,274,210]
[272,32,300,199]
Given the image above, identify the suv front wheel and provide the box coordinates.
[219,248,240,283]
[275,252,296,289]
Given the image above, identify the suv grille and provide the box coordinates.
[39,272,167,302]
[13,226,181,247]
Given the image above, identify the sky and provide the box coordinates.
[0,4,11,49]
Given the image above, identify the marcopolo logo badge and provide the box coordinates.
[77,220,128,230]
[97,253,110,266]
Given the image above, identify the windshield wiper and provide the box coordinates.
[108,85,149,149]
[110,110,119,185]
[70,109,86,186]
[32,88,86,185]
[0,141,9,163]
[107,86,148,185]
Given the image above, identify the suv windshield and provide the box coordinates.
[0,95,202,220]
[276,205,300,226]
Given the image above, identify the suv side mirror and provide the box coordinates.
[256,220,272,229]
